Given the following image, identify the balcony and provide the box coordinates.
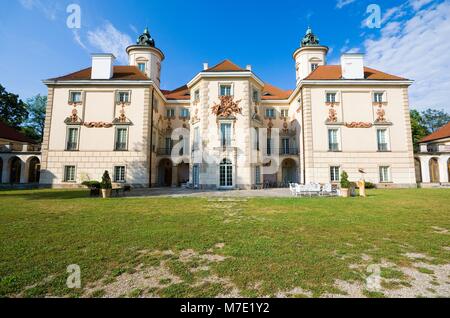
[426,144,450,153]
[279,147,299,156]
[157,148,173,156]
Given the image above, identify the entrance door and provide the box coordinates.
[219,159,233,188]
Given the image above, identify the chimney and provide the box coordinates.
[246,65,252,71]
[340,53,365,80]
[91,54,116,80]
[203,63,209,71]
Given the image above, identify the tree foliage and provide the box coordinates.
[420,109,450,133]
[24,94,47,141]
[0,84,28,129]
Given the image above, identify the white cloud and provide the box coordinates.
[409,0,434,11]
[72,29,87,51]
[87,22,133,64]
[364,1,450,110]
[336,0,357,9]
[18,0,58,20]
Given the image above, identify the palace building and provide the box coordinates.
[38,27,417,189]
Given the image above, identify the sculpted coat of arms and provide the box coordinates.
[211,96,242,117]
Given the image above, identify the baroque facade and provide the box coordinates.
[40,28,417,189]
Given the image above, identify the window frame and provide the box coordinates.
[326,92,337,103]
[114,165,126,183]
[280,109,289,119]
[377,128,390,152]
[117,91,131,103]
[166,108,175,119]
[311,63,319,72]
[194,89,200,102]
[180,108,190,119]
[65,126,80,151]
[330,166,340,183]
[373,91,386,103]
[220,122,232,147]
[328,128,341,152]
[252,88,260,103]
[137,62,146,73]
[63,165,76,183]
[265,108,276,119]
[114,127,129,151]
[219,83,233,97]
[69,91,82,104]
[379,166,391,183]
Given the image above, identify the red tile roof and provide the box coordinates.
[420,122,450,143]
[0,121,37,144]
[205,60,246,72]
[162,85,190,100]
[262,83,292,100]
[49,66,149,81]
[304,65,407,81]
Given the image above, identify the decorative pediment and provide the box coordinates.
[84,122,113,128]
[211,96,242,118]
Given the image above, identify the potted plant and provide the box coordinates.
[100,171,112,198]
[340,171,350,198]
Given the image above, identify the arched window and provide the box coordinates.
[219,159,233,187]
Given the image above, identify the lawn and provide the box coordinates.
[0,188,449,298]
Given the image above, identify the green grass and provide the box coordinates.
[0,188,449,298]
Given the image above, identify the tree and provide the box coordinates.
[410,110,429,152]
[420,108,450,133]
[0,84,28,129]
[24,94,47,141]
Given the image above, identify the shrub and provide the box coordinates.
[81,181,101,189]
[100,171,112,189]
[365,182,376,189]
[340,171,351,189]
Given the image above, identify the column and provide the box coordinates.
[419,156,430,183]
[439,156,450,183]
[1,156,9,183]
[19,158,27,184]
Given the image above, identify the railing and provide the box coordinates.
[279,147,299,155]
[1,143,41,153]
[157,148,173,156]
[115,142,128,151]
[427,144,450,153]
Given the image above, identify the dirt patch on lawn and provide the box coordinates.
[82,245,240,298]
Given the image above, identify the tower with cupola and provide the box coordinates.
[293,27,329,85]
[126,28,165,87]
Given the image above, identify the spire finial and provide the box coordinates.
[301,26,320,47]
[137,27,155,47]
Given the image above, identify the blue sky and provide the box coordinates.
[1,0,449,110]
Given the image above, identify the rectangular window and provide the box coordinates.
[330,166,340,182]
[255,127,260,151]
[117,91,130,103]
[220,123,232,147]
[377,129,389,151]
[252,89,260,102]
[192,164,200,188]
[64,165,76,182]
[374,92,384,103]
[138,63,146,73]
[115,128,128,151]
[166,108,175,118]
[220,84,232,96]
[280,109,289,118]
[194,90,200,102]
[265,108,275,118]
[69,91,82,103]
[180,108,190,118]
[379,166,390,183]
[255,166,261,184]
[311,63,319,72]
[328,129,340,151]
[114,166,126,183]
[66,127,79,151]
[326,92,337,103]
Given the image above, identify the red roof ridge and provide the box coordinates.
[420,122,450,143]
[304,65,407,81]
[205,60,245,72]
[48,65,149,81]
